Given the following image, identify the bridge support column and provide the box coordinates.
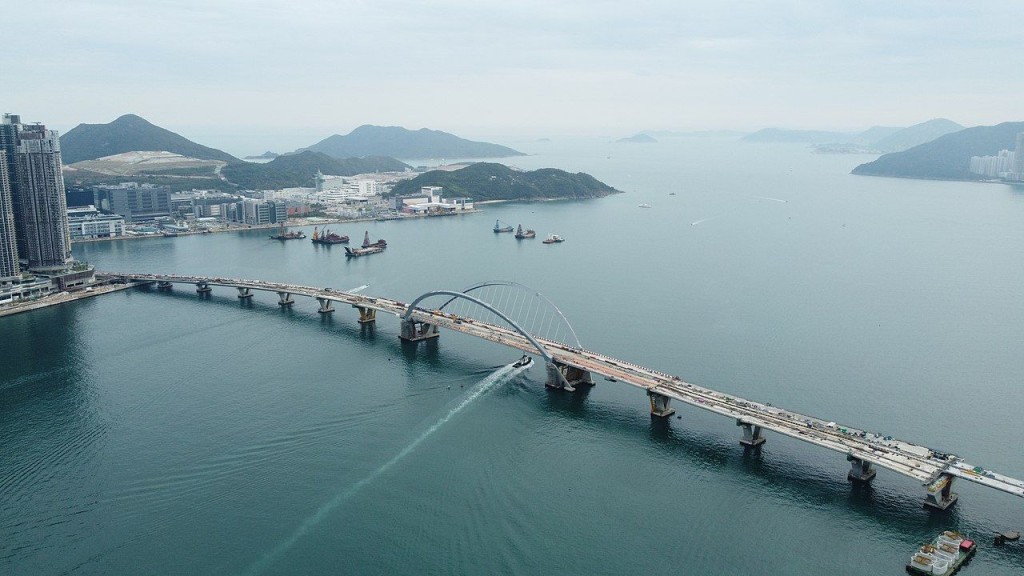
[924,473,958,510]
[648,390,676,418]
[847,455,876,483]
[316,297,334,314]
[196,281,212,294]
[737,420,765,447]
[157,281,173,291]
[400,318,439,342]
[545,361,592,392]
[277,291,294,306]
[237,287,253,299]
[354,305,376,324]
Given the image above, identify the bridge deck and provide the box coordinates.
[116,273,1024,500]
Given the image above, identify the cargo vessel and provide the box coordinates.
[310,226,349,245]
[906,531,976,575]
[515,225,536,239]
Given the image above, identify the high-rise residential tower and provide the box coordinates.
[1014,132,1024,178]
[0,114,72,271]
[0,149,19,281]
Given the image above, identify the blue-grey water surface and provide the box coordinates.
[3,138,1023,575]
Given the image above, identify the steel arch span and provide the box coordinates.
[403,287,566,363]
[435,281,582,348]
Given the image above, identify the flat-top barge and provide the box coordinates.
[907,531,976,575]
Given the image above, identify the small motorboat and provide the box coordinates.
[513,355,533,368]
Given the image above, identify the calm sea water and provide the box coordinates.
[3,138,1023,575]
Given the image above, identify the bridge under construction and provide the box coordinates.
[108,272,1024,511]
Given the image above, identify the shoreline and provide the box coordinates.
[0,282,137,318]
[71,209,484,245]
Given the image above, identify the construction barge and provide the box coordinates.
[269,224,306,240]
[907,531,976,575]
[345,231,387,258]
[514,224,536,239]
[310,227,349,245]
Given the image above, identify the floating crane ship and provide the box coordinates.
[269,223,306,240]
[514,224,536,239]
[345,231,387,258]
[493,220,513,233]
[310,226,349,245]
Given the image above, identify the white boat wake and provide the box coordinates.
[241,361,525,575]
[691,217,715,226]
[754,196,788,203]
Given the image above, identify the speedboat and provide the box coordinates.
[513,355,533,368]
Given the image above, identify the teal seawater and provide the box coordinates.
[2,139,1023,575]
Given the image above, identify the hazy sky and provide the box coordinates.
[5,1,1023,154]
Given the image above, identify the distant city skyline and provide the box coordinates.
[5,1,1024,155]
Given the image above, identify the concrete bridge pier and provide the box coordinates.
[196,281,212,294]
[400,318,439,342]
[237,287,254,299]
[847,455,876,483]
[316,297,334,314]
[277,291,294,306]
[157,281,173,291]
[648,390,676,417]
[737,420,766,447]
[545,361,592,392]
[354,305,376,324]
[924,473,958,510]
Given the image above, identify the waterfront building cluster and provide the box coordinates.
[392,186,474,214]
[67,205,125,240]
[968,132,1024,180]
[0,114,93,305]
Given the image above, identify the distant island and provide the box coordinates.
[389,162,620,202]
[244,151,279,160]
[742,119,965,155]
[616,133,658,144]
[298,125,525,159]
[60,114,240,165]
[852,121,1024,180]
[742,128,853,144]
[645,130,747,139]
[814,119,963,154]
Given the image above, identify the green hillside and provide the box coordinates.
[60,114,239,164]
[852,122,1024,180]
[389,163,619,201]
[222,152,409,190]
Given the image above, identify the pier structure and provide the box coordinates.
[105,272,1024,510]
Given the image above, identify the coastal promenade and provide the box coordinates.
[103,272,1024,510]
[0,282,134,318]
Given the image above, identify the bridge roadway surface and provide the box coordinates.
[116,273,1024,501]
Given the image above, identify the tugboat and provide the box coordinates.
[493,219,513,233]
[542,234,564,244]
[345,231,387,258]
[514,224,536,239]
[513,355,533,368]
[269,223,306,240]
[906,531,976,575]
[310,226,349,245]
